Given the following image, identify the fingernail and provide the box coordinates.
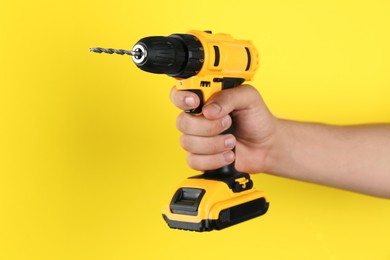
[221,115,231,129]
[184,96,195,107]
[204,102,222,115]
[223,151,235,162]
[224,136,235,149]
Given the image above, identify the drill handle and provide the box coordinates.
[183,77,246,176]
[200,111,255,193]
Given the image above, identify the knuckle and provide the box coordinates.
[186,154,200,170]
[243,84,256,92]
[219,91,236,115]
[210,139,221,153]
[205,120,223,135]
[176,113,187,132]
[243,84,261,99]
[180,135,191,151]
[223,91,234,103]
[170,87,187,108]
[187,154,214,171]
[175,114,182,131]
[169,86,176,102]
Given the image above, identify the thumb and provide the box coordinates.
[202,84,262,120]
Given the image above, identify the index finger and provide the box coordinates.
[169,86,200,111]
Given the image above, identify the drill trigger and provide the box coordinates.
[184,89,204,114]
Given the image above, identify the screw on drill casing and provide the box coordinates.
[89,47,142,57]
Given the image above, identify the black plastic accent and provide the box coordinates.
[221,77,245,90]
[213,45,220,67]
[212,198,269,230]
[163,198,269,232]
[162,214,213,232]
[190,171,253,192]
[169,34,205,78]
[170,188,205,216]
[200,81,211,87]
[133,34,204,79]
[245,47,251,71]
[185,89,203,114]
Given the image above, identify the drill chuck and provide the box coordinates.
[131,34,204,78]
[90,34,205,79]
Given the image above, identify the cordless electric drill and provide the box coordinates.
[90,30,269,231]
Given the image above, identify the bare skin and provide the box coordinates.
[170,85,390,198]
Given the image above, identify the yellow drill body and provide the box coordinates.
[176,30,259,103]
[173,30,260,115]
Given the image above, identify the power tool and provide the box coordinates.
[90,30,269,231]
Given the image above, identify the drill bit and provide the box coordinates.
[89,47,142,57]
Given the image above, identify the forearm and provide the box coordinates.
[265,120,390,198]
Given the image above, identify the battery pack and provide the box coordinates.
[162,173,269,232]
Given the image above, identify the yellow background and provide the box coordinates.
[1,0,389,259]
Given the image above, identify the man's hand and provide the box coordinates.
[170,85,277,173]
[170,84,390,198]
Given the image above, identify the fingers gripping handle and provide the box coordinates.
[209,114,237,174]
[181,77,246,176]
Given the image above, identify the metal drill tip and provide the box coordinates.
[89,47,103,53]
[89,47,142,57]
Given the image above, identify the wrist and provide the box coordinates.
[263,119,294,174]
